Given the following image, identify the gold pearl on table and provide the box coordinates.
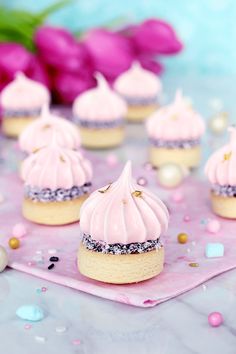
[0,246,8,272]
[208,112,229,135]
[177,233,188,244]
[9,237,20,250]
[157,163,184,188]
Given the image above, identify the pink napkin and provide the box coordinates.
[1,156,236,308]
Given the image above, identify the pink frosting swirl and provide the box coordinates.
[19,106,80,153]
[114,61,162,98]
[205,126,236,186]
[0,72,50,110]
[80,161,169,244]
[146,90,205,141]
[21,135,92,189]
[72,73,127,121]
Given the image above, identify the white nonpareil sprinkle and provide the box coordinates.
[48,249,57,255]
[55,325,67,334]
[35,335,46,343]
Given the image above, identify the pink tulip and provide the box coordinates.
[0,43,31,79]
[136,55,163,74]
[26,56,51,88]
[52,71,96,104]
[83,29,135,80]
[132,19,183,55]
[35,26,91,72]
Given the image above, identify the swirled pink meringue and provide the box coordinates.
[19,106,80,153]
[80,161,169,244]
[72,73,127,121]
[146,90,205,141]
[114,61,162,99]
[0,72,50,110]
[205,127,236,186]
[21,137,92,189]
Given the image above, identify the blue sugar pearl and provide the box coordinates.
[205,243,224,258]
[16,305,44,322]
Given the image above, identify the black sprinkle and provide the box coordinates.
[49,256,59,262]
[48,263,55,270]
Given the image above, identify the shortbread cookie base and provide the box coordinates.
[150,145,201,168]
[79,127,125,149]
[127,104,158,123]
[78,243,164,284]
[2,117,37,138]
[211,192,236,219]
[22,195,88,225]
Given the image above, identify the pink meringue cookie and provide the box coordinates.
[72,73,127,122]
[146,90,205,141]
[21,135,92,189]
[114,61,162,99]
[0,72,50,110]
[80,161,169,244]
[205,126,236,186]
[19,105,80,154]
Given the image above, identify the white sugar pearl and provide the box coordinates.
[157,163,184,188]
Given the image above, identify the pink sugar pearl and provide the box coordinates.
[183,215,190,222]
[206,219,221,233]
[12,223,27,238]
[106,154,118,167]
[171,190,184,203]
[208,312,223,327]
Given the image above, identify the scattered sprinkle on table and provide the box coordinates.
[206,219,221,233]
[16,305,44,322]
[48,249,57,254]
[72,339,81,345]
[56,325,67,334]
[208,312,223,327]
[205,243,224,258]
[35,335,46,343]
[48,263,55,270]
[12,223,27,238]
[49,256,59,262]
[189,262,199,268]
[177,232,188,244]
[9,237,20,249]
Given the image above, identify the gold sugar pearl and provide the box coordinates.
[9,237,20,250]
[177,233,188,244]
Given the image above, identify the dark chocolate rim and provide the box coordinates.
[82,233,162,255]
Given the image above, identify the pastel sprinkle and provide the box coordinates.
[27,261,35,267]
[35,335,46,343]
[72,339,81,345]
[24,324,32,330]
[12,223,27,238]
[137,177,147,186]
[48,249,57,255]
[56,325,67,334]
[183,215,190,222]
[41,287,47,292]
[36,250,43,255]
[16,305,44,322]
[208,312,223,327]
[202,284,207,291]
[205,243,224,258]
[48,263,54,270]
[171,190,184,203]
[206,219,221,234]
[106,153,118,166]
